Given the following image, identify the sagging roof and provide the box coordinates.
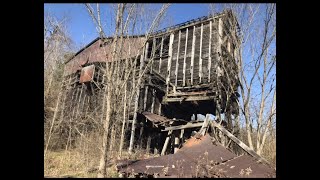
[65,35,145,64]
[65,9,239,65]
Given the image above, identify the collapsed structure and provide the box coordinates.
[56,9,274,177]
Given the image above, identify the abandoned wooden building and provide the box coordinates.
[59,10,241,155]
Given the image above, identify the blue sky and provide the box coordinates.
[44,3,276,128]
[44,3,223,49]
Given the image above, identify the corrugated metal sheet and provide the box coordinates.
[117,134,275,178]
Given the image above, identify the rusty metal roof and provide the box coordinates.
[142,112,172,124]
[117,134,275,178]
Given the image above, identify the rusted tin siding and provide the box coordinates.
[65,37,145,75]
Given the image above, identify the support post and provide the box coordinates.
[199,23,203,83]
[208,20,212,82]
[190,26,196,85]
[161,130,172,156]
[175,30,181,86]
[183,28,188,86]
[166,33,174,94]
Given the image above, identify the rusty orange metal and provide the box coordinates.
[79,65,95,83]
[116,134,275,178]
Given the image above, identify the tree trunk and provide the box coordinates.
[98,86,112,178]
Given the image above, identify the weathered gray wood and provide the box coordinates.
[183,28,188,86]
[166,33,174,94]
[159,37,164,73]
[146,135,151,154]
[75,84,84,118]
[175,30,181,87]
[191,26,196,85]
[198,114,209,136]
[158,103,162,115]
[151,89,155,113]
[210,121,271,165]
[208,20,212,82]
[129,52,144,153]
[162,122,204,131]
[174,136,179,154]
[199,23,203,83]
[144,42,149,63]
[161,130,173,156]
[152,37,156,60]
[163,95,216,103]
[150,13,225,37]
[180,129,184,143]
[218,18,223,56]
[143,86,148,111]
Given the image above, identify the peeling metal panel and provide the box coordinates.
[117,134,275,178]
[80,65,95,83]
[117,135,236,177]
[142,112,171,124]
[212,155,276,178]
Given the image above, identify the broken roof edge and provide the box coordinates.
[64,9,238,65]
[64,34,145,64]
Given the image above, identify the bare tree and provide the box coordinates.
[44,12,73,157]
[210,4,276,157]
[83,3,170,177]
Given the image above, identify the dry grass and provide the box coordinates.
[44,150,98,178]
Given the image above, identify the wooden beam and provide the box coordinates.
[146,135,151,154]
[199,23,203,83]
[143,86,148,111]
[174,136,179,153]
[180,129,184,142]
[152,37,156,61]
[75,84,84,118]
[210,121,271,166]
[175,30,181,87]
[162,122,203,131]
[144,42,149,64]
[159,37,164,73]
[198,114,210,136]
[183,28,188,86]
[191,26,196,85]
[162,96,216,103]
[218,18,223,58]
[158,103,162,115]
[129,52,144,153]
[208,20,212,82]
[166,33,174,94]
[151,89,155,113]
[161,130,173,156]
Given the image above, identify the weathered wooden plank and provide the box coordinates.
[162,122,204,131]
[183,28,188,86]
[198,114,209,136]
[218,18,222,56]
[143,86,148,111]
[174,136,179,154]
[129,51,145,153]
[159,37,164,73]
[210,121,271,166]
[161,130,173,156]
[208,20,212,82]
[144,42,149,64]
[166,33,174,94]
[190,26,196,85]
[162,95,216,103]
[152,37,156,61]
[175,30,181,87]
[199,23,203,83]
[151,89,155,113]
